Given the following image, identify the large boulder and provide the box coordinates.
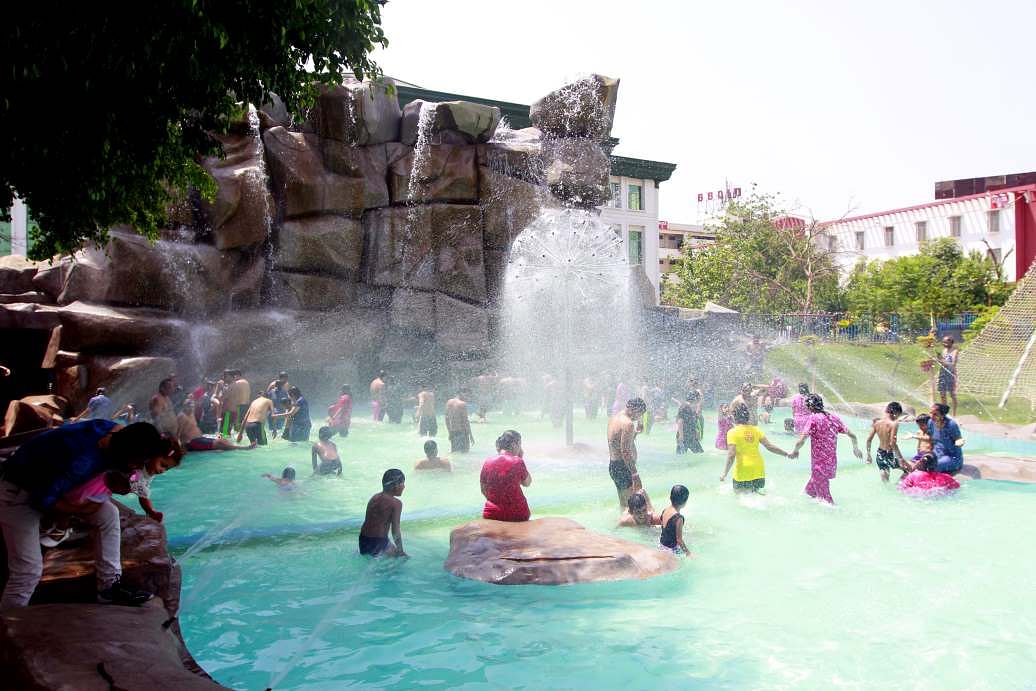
[0,601,223,690]
[538,138,611,207]
[0,255,39,294]
[477,136,544,184]
[31,257,72,301]
[400,100,501,146]
[267,271,359,311]
[387,143,478,204]
[0,291,50,305]
[435,293,490,354]
[200,131,273,250]
[1,399,63,438]
[364,205,487,303]
[309,79,401,145]
[59,231,264,314]
[0,302,60,331]
[262,126,389,218]
[530,74,619,141]
[54,354,176,413]
[274,215,365,278]
[445,517,679,585]
[57,301,189,356]
[389,289,436,333]
[479,167,552,250]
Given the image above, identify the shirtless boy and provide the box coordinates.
[617,490,659,528]
[178,400,252,452]
[607,398,648,511]
[416,385,437,437]
[415,439,452,471]
[312,426,342,476]
[359,469,407,557]
[370,371,386,422]
[237,394,274,446]
[445,391,474,453]
[149,378,178,438]
[866,401,907,482]
[731,382,762,425]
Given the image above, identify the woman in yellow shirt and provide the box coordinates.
[720,404,792,493]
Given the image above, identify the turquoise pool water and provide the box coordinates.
[156,409,1036,690]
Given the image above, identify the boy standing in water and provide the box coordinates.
[866,402,907,482]
[416,385,437,437]
[359,469,407,557]
[311,427,342,476]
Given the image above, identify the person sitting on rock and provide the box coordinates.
[358,469,407,557]
[617,490,659,528]
[0,420,164,608]
[415,439,451,471]
[480,430,531,522]
[312,426,342,476]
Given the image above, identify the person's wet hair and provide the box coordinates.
[687,390,700,402]
[282,466,296,481]
[740,382,752,393]
[108,422,164,470]
[919,453,937,472]
[159,377,175,393]
[670,484,690,507]
[424,439,437,456]
[382,468,405,490]
[496,430,522,453]
[627,491,647,513]
[95,387,106,396]
[341,384,352,395]
[289,386,302,398]
[805,393,826,414]
[886,401,903,416]
[157,436,185,467]
[626,397,647,413]
[278,371,288,379]
[933,403,950,416]
[916,413,931,426]
[798,383,809,395]
[318,426,333,441]
[732,404,750,425]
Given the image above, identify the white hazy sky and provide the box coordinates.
[372,0,1035,223]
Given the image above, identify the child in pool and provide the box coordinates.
[358,469,407,557]
[905,413,934,471]
[311,426,342,476]
[263,467,297,489]
[617,490,660,528]
[715,404,733,450]
[899,453,960,496]
[414,439,452,471]
[658,485,691,556]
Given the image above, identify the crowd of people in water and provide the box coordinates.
[0,339,969,606]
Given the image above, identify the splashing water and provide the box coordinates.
[500,208,634,443]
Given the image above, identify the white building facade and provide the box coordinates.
[824,189,1027,281]
[599,156,677,301]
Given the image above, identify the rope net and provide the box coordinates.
[957,259,1036,408]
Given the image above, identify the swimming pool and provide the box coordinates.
[157,409,1036,690]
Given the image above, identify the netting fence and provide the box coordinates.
[740,312,978,344]
[956,261,1036,408]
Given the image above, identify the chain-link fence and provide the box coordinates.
[740,312,978,344]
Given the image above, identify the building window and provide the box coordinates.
[627,184,642,211]
[949,216,962,238]
[609,182,622,209]
[628,225,644,264]
[988,210,1000,233]
[915,221,927,243]
[884,226,894,247]
[855,231,865,251]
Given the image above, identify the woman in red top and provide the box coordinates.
[480,430,532,521]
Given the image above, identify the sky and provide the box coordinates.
[372,0,1036,223]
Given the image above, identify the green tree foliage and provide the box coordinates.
[843,238,1010,330]
[1,2,388,259]
[663,192,844,314]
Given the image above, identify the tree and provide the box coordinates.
[1,2,388,259]
[663,191,844,314]
[843,238,1009,330]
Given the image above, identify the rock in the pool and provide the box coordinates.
[445,517,678,585]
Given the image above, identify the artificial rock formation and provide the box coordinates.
[0,75,622,416]
[445,517,679,585]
